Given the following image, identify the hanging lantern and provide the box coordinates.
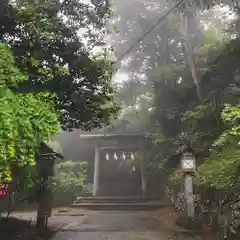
[114,152,118,160]
[106,153,109,161]
[131,152,135,160]
[132,166,136,172]
[122,152,126,160]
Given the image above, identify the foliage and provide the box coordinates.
[222,105,240,130]
[148,17,240,163]
[0,0,118,131]
[105,92,153,133]
[169,0,239,12]
[0,44,59,181]
[168,170,182,186]
[53,161,88,203]
[151,14,240,234]
[197,104,240,192]
[104,1,240,236]
[197,144,240,191]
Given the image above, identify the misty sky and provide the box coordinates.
[111,2,234,84]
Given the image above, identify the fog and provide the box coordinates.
[55,0,230,161]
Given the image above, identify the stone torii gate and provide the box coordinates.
[79,133,147,197]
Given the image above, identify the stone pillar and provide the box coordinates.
[140,157,147,196]
[184,174,195,218]
[93,147,100,197]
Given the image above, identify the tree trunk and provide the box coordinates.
[179,12,203,102]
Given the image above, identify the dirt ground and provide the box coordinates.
[0,208,79,240]
[154,207,221,240]
[0,217,53,240]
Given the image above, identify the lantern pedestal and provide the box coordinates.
[184,173,194,218]
[181,151,196,218]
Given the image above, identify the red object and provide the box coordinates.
[0,183,8,199]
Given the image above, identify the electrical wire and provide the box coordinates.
[117,0,186,62]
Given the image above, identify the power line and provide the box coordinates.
[117,0,186,62]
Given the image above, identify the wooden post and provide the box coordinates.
[93,147,100,197]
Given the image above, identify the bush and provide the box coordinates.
[53,161,88,205]
[176,215,203,230]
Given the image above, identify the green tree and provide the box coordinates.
[105,92,153,133]
[169,0,239,11]
[0,43,59,181]
[0,0,118,131]
[148,8,239,163]
[53,161,88,204]
[197,104,240,192]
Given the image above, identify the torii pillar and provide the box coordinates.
[140,155,147,196]
[93,146,100,197]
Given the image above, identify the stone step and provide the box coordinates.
[75,196,160,204]
[70,201,168,210]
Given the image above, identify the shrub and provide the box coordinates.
[53,161,88,205]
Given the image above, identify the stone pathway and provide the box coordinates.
[50,210,207,240]
[51,211,170,240]
[7,208,220,240]
[52,231,167,240]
